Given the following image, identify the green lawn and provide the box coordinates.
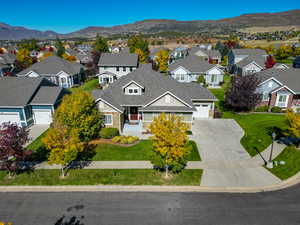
[223,113,287,156]
[267,147,300,180]
[91,140,201,161]
[0,169,202,186]
[70,78,99,93]
[26,130,49,161]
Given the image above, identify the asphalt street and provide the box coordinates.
[1,185,300,225]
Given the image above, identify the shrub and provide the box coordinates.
[100,128,119,139]
[271,106,282,113]
[186,130,193,135]
[112,135,139,144]
[255,105,269,112]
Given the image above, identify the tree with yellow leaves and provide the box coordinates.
[135,48,147,63]
[275,45,293,60]
[62,53,77,62]
[42,123,84,178]
[286,110,300,148]
[54,90,103,142]
[155,49,169,73]
[39,51,53,61]
[149,113,189,177]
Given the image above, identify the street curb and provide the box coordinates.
[0,172,299,193]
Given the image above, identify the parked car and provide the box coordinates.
[278,136,300,146]
[293,56,300,68]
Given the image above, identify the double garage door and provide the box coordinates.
[193,104,210,119]
[33,109,53,125]
[0,112,21,126]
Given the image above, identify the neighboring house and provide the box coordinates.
[0,53,16,76]
[168,56,224,87]
[189,47,221,64]
[109,46,121,54]
[92,64,216,133]
[30,50,39,58]
[97,53,139,85]
[0,77,65,127]
[149,47,169,61]
[234,55,266,76]
[198,43,212,50]
[256,68,300,111]
[273,63,289,70]
[76,51,92,65]
[17,55,84,88]
[169,47,189,63]
[76,44,92,52]
[228,49,268,72]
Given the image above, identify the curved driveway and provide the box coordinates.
[191,119,281,187]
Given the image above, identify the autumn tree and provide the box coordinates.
[286,110,300,148]
[149,113,190,178]
[62,53,77,62]
[93,34,109,53]
[128,36,149,62]
[39,51,53,61]
[225,75,262,112]
[54,90,103,142]
[0,123,32,177]
[14,48,34,72]
[275,45,293,60]
[155,49,169,72]
[135,48,147,64]
[42,124,84,178]
[265,55,276,69]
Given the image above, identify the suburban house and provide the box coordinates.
[234,55,266,76]
[189,47,221,64]
[0,53,16,76]
[149,47,169,62]
[92,64,216,133]
[168,56,224,87]
[228,49,268,74]
[17,55,84,88]
[97,53,139,85]
[198,43,212,50]
[109,46,121,54]
[256,68,300,111]
[169,47,189,64]
[0,77,65,127]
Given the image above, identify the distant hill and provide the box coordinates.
[0,10,299,40]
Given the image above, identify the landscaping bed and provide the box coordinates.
[91,140,201,161]
[0,169,202,186]
[89,138,140,147]
[267,147,300,180]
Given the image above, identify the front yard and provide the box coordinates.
[267,147,300,180]
[0,169,202,186]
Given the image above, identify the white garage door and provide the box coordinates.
[0,112,21,125]
[33,110,53,124]
[194,105,210,119]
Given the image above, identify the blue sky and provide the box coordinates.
[1,0,299,33]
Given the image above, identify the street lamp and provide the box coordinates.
[267,132,276,169]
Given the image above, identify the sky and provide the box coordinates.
[1,0,299,33]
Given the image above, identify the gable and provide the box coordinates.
[97,100,118,112]
[171,66,190,75]
[206,66,223,75]
[194,50,208,57]
[26,71,40,77]
[244,62,263,71]
[257,78,281,94]
[148,93,186,107]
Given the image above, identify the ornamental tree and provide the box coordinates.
[54,90,103,142]
[0,123,32,177]
[93,34,109,53]
[42,124,84,177]
[286,110,300,148]
[225,75,262,112]
[135,48,147,64]
[149,113,189,178]
[265,55,276,69]
[155,49,169,72]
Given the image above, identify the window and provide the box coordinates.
[129,89,133,94]
[116,67,120,72]
[262,92,269,101]
[123,67,126,72]
[180,75,185,81]
[127,88,140,95]
[130,67,133,72]
[277,94,288,107]
[104,114,112,125]
[211,74,216,83]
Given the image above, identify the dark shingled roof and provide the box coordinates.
[232,49,267,56]
[257,68,300,93]
[92,64,216,112]
[98,53,138,67]
[17,55,83,76]
[30,86,63,105]
[0,53,16,65]
[236,55,266,68]
[0,77,43,107]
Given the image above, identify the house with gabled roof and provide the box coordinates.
[97,53,139,85]
[93,64,216,133]
[168,55,224,87]
[256,68,300,111]
[189,47,221,64]
[0,77,66,126]
[17,55,84,88]
[0,53,16,76]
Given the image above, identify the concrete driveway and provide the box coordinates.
[192,119,281,187]
[26,124,49,146]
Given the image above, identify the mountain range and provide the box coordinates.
[0,10,299,40]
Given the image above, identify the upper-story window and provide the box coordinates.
[130,67,133,72]
[128,88,139,95]
[123,67,126,72]
[116,67,120,72]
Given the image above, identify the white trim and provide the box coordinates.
[170,65,192,74]
[244,61,264,70]
[205,66,224,74]
[143,91,193,108]
[270,85,296,95]
[95,98,123,113]
[258,77,283,87]
[103,114,113,125]
[122,80,144,89]
[275,93,289,108]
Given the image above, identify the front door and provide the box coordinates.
[129,107,138,121]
